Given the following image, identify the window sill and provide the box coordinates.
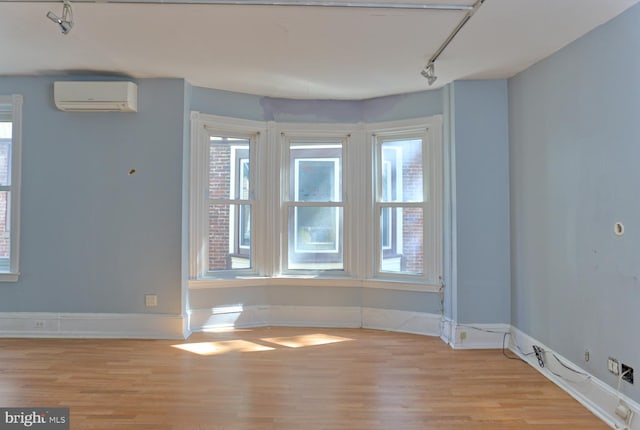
[0,272,20,282]
[189,276,441,293]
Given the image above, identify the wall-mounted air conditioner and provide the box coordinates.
[53,81,138,112]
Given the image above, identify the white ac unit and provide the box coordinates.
[53,81,138,112]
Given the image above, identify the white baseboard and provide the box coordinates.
[189,305,362,331]
[0,312,187,339]
[189,305,270,330]
[189,305,441,335]
[440,317,453,345]
[441,319,510,349]
[361,307,441,336]
[510,326,640,430]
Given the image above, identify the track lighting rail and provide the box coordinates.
[1,0,474,11]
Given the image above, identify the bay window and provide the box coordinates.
[190,113,442,289]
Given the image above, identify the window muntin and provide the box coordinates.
[207,135,253,272]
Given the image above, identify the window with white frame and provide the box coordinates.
[0,95,23,281]
[190,113,265,278]
[190,113,442,289]
[282,136,345,272]
[372,123,442,286]
[373,132,435,280]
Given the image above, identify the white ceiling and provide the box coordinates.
[0,0,638,99]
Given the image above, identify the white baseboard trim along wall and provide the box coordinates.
[0,312,188,339]
[188,305,444,337]
[510,327,640,430]
[189,305,360,331]
[361,307,442,336]
[440,317,511,349]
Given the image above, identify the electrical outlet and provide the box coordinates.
[584,350,590,362]
[34,320,45,329]
[460,331,467,341]
[621,363,634,384]
[608,357,620,375]
[145,294,158,307]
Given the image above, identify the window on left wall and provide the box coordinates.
[0,95,22,281]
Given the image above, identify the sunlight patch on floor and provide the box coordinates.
[261,333,353,348]
[201,327,253,333]
[172,339,274,356]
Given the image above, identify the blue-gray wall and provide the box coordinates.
[510,3,640,401]
[450,80,511,324]
[0,77,186,315]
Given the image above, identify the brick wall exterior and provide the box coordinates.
[401,208,423,273]
[208,144,231,270]
[400,145,424,274]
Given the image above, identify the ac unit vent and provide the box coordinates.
[54,81,138,112]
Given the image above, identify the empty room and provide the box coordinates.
[0,0,639,428]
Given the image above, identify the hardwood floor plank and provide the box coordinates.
[0,327,607,429]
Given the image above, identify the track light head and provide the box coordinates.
[420,63,437,86]
[46,0,74,35]
[59,19,73,34]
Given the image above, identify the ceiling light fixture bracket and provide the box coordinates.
[46,0,74,34]
[421,0,485,86]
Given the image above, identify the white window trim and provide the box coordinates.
[189,113,443,292]
[279,127,352,275]
[0,94,23,282]
[189,112,267,279]
[369,116,444,286]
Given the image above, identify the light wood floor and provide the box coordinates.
[0,327,607,430]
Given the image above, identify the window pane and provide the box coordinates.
[287,206,343,270]
[0,122,10,139]
[380,139,423,203]
[208,203,251,271]
[0,191,10,271]
[289,143,342,202]
[0,122,11,187]
[209,137,250,200]
[379,207,423,275]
